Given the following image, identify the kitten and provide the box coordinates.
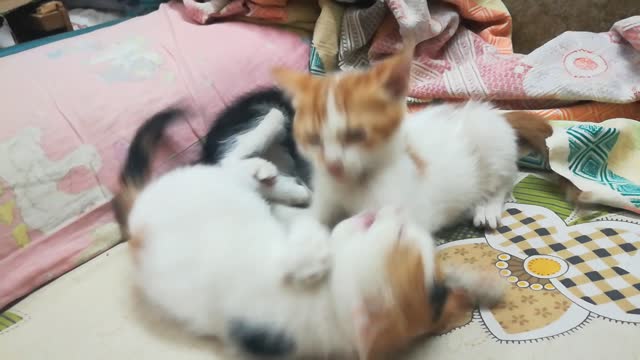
[113,90,310,230]
[113,110,504,359]
[201,87,311,186]
[113,107,309,238]
[274,51,553,231]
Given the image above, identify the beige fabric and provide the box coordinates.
[311,0,344,72]
[1,243,638,359]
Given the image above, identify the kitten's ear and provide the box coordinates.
[371,49,413,100]
[272,68,312,96]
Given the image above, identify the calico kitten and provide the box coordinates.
[113,89,311,231]
[113,107,310,239]
[113,110,504,359]
[274,51,553,231]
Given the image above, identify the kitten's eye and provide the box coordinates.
[343,128,366,144]
[307,134,322,147]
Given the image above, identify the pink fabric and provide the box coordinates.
[183,0,289,25]
[339,2,640,113]
[0,2,309,308]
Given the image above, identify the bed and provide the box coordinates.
[1,1,639,359]
[2,172,639,359]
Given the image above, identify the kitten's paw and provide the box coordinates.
[281,178,312,207]
[284,252,331,289]
[473,201,503,229]
[264,175,311,207]
[249,159,279,185]
[287,186,312,207]
[284,219,332,289]
[444,267,505,307]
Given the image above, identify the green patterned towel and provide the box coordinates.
[546,118,640,214]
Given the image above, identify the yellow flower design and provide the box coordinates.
[437,203,640,342]
[438,239,590,341]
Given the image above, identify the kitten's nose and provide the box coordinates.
[326,162,344,178]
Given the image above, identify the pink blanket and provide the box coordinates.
[0,2,308,309]
[182,0,319,32]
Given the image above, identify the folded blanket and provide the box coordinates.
[309,0,343,74]
[183,0,319,33]
[310,2,640,122]
[548,118,640,214]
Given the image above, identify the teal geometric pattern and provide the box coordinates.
[518,151,550,171]
[566,124,640,209]
[309,45,326,75]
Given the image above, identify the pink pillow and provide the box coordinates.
[0,2,309,308]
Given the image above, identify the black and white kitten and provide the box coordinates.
[201,87,311,186]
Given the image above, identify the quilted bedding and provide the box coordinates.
[1,1,639,357]
[0,2,309,309]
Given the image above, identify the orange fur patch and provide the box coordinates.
[364,242,431,357]
[273,50,412,153]
[365,242,477,358]
[112,185,145,263]
[272,71,331,142]
[128,231,144,264]
[332,69,406,149]
[503,111,553,157]
[112,186,139,239]
[405,143,427,175]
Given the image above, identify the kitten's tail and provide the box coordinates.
[503,111,553,158]
[112,108,184,237]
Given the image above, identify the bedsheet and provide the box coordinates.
[1,172,639,359]
[0,1,309,309]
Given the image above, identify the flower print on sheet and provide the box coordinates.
[89,36,174,83]
[0,128,109,236]
[435,175,640,343]
[46,39,102,59]
[522,25,640,103]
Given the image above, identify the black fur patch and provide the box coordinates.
[200,87,310,184]
[229,319,296,357]
[121,108,183,187]
[430,282,450,322]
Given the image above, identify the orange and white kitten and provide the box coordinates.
[274,52,552,231]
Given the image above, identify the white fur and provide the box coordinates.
[219,107,310,206]
[442,265,505,306]
[306,101,519,231]
[129,158,440,358]
[221,108,287,164]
